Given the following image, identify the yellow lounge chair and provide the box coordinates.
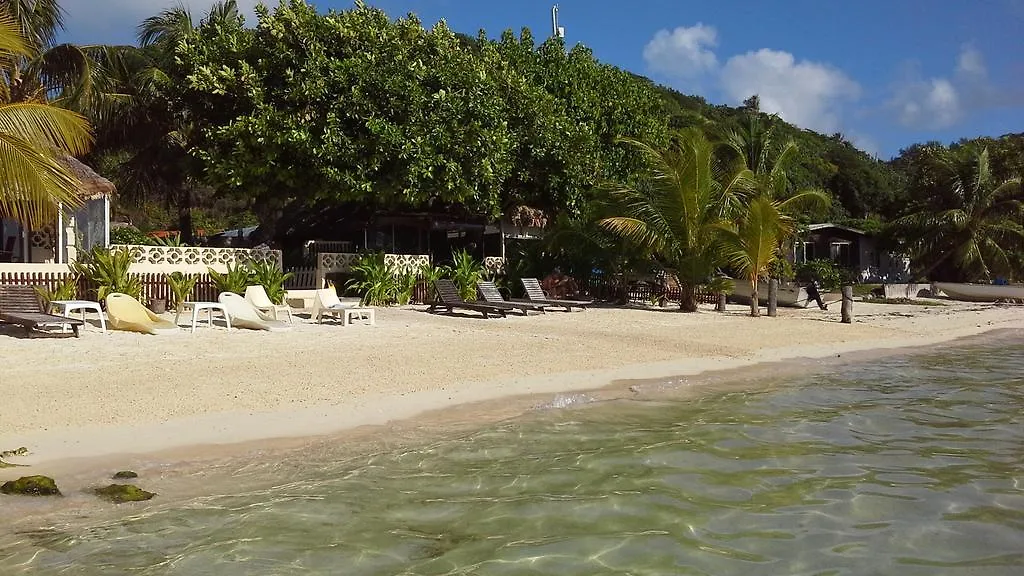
[105,293,180,335]
[218,292,292,332]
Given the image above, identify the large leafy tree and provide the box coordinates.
[0,11,92,225]
[180,0,515,236]
[890,145,1024,281]
[600,129,754,312]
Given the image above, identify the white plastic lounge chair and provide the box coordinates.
[105,293,180,335]
[311,287,375,325]
[244,285,293,322]
[218,292,292,332]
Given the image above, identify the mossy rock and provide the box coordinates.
[1,475,61,496]
[112,471,138,480]
[94,484,155,504]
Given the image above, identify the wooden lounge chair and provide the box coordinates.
[429,279,512,318]
[476,281,545,315]
[0,285,84,337]
[519,278,592,311]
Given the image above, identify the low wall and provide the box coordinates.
[112,244,283,273]
[884,283,931,300]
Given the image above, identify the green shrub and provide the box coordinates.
[208,262,251,295]
[346,252,397,306]
[444,249,486,301]
[795,259,845,292]
[34,276,80,310]
[248,260,293,304]
[109,226,154,246]
[73,247,144,301]
[166,272,198,313]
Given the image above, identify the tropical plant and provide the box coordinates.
[207,262,251,295]
[0,14,93,225]
[795,259,844,292]
[600,130,754,311]
[346,252,398,306]
[152,234,184,247]
[395,270,419,306]
[72,246,143,301]
[890,146,1024,281]
[109,225,154,246]
[248,259,293,304]
[165,271,197,313]
[34,275,79,310]
[445,249,486,301]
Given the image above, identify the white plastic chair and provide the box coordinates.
[311,287,368,324]
[244,285,293,323]
[219,292,292,332]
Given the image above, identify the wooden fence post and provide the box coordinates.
[767,279,779,317]
[841,285,854,323]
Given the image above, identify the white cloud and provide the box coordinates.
[719,49,861,133]
[642,24,719,80]
[887,44,1006,130]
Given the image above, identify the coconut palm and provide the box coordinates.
[0,13,92,225]
[892,146,1024,281]
[718,190,829,316]
[89,0,241,242]
[600,128,754,311]
[717,112,830,315]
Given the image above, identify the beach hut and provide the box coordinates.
[0,156,114,264]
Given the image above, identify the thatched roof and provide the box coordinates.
[63,155,115,200]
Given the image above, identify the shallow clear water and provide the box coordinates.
[2,338,1023,575]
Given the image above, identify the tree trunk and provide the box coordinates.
[177,187,194,245]
[767,278,778,317]
[716,292,727,312]
[679,283,698,312]
[749,278,759,317]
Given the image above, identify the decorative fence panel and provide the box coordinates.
[112,244,283,273]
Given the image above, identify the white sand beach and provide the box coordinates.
[1,300,1022,474]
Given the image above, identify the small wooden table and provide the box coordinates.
[174,302,231,334]
[50,299,107,333]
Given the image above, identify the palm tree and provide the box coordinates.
[0,12,92,225]
[89,0,240,242]
[718,190,828,316]
[600,128,754,311]
[892,146,1024,281]
[718,112,830,315]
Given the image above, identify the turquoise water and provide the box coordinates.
[2,337,1023,575]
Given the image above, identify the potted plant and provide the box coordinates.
[166,272,198,316]
[72,247,144,306]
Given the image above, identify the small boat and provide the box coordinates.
[932,282,1024,302]
[729,281,809,308]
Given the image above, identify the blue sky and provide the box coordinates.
[62,0,1024,159]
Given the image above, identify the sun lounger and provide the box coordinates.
[429,279,513,318]
[476,281,545,315]
[105,292,180,335]
[245,285,293,322]
[0,285,84,337]
[520,278,592,311]
[311,287,375,325]
[218,292,292,331]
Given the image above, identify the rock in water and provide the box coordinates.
[94,484,155,504]
[112,471,138,479]
[1,475,61,496]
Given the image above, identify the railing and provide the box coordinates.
[0,269,218,304]
[580,273,717,305]
[284,267,317,289]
